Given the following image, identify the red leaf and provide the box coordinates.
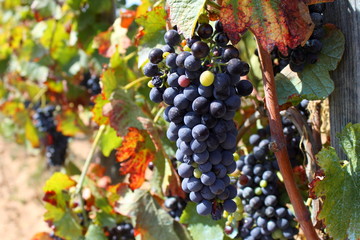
[308,169,325,199]
[93,28,114,57]
[293,165,308,186]
[220,0,317,55]
[116,127,155,190]
[43,190,57,206]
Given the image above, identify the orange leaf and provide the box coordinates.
[87,163,106,180]
[116,127,155,190]
[31,232,53,240]
[120,10,136,28]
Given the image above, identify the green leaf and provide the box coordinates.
[43,172,76,207]
[276,24,345,105]
[109,89,144,136]
[137,45,153,69]
[0,81,6,98]
[19,61,49,82]
[166,0,207,38]
[314,123,360,240]
[135,7,166,47]
[44,204,83,240]
[100,125,122,157]
[56,109,87,136]
[150,151,167,196]
[92,94,110,126]
[95,211,117,229]
[116,189,189,240]
[31,0,59,19]
[88,0,112,14]
[25,117,40,148]
[238,31,262,85]
[85,224,107,240]
[101,66,125,99]
[180,202,225,240]
[64,160,81,176]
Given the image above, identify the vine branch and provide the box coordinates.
[256,40,319,240]
[74,125,105,225]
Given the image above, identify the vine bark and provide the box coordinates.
[256,41,319,240]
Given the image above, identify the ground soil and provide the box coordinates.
[0,136,91,240]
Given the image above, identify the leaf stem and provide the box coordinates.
[122,76,151,90]
[75,125,106,194]
[153,106,165,123]
[74,124,105,226]
[256,40,319,240]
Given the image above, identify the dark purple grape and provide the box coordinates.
[235,80,253,96]
[148,48,163,64]
[164,29,181,46]
[191,41,210,58]
[197,23,213,39]
[215,33,229,47]
[223,45,239,61]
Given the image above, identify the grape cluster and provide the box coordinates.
[81,72,101,96]
[108,222,135,240]
[144,22,253,217]
[269,3,327,73]
[33,106,69,166]
[164,196,187,221]
[232,129,299,239]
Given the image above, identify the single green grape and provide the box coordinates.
[260,179,268,188]
[255,187,262,195]
[271,229,283,239]
[200,70,215,86]
[193,168,202,178]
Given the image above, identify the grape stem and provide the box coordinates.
[256,40,319,240]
